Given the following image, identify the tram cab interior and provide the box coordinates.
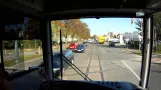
[0,0,161,90]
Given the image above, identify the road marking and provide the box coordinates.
[122,60,140,80]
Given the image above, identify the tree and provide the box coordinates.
[70,19,81,41]
[51,21,58,41]
[113,35,117,38]
[81,22,90,40]
[93,34,97,40]
[109,32,113,38]
[117,34,120,39]
[51,21,64,43]
[153,12,161,51]
[154,12,161,40]
[135,18,143,36]
[51,19,90,43]
[61,20,73,44]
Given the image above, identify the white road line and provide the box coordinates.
[122,60,140,80]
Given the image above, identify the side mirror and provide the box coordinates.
[28,66,39,70]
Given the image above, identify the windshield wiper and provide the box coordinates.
[59,29,91,81]
[60,55,92,81]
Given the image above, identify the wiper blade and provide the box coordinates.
[58,29,91,81]
[61,55,92,81]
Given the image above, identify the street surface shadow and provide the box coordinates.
[89,42,99,44]
[117,51,136,55]
[151,63,161,65]
[67,66,100,69]
[131,60,142,62]
[64,73,80,76]
[100,45,126,49]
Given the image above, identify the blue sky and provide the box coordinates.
[81,18,138,36]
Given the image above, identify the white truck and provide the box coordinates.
[108,38,119,43]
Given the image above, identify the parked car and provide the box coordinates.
[82,42,87,46]
[34,49,74,77]
[109,41,115,46]
[67,43,78,51]
[76,44,85,53]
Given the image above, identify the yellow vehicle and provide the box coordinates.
[98,36,105,44]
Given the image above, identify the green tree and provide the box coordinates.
[51,21,61,42]
[153,12,161,51]
[70,19,81,41]
[113,35,117,38]
[135,18,143,36]
[61,20,73,44]
[93,34,97,40]
[51,19,90,43]
[109,32,113,38]
[117,34,120,39]
[154,12,161,40]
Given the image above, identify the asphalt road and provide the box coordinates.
[63,42,142,85]
[6,42,161,90]
[6,42,142,86]
[148,60,161,90]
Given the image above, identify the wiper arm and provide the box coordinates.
[58,29,91,81]
[61,55,92,81]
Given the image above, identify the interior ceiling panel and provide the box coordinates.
[1,0,161,19]
[43,0,161,19]
[44,0,147,12]
[147,0,161,9]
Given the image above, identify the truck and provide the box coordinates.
[108,38,120,43]
[98,36,105,44]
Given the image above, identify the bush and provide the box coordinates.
[128,40,139,49]
[152,43,161,54]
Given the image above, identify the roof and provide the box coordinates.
[1,0,161,19]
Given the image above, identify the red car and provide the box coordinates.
[68,43,78,51]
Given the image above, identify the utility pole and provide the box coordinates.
[14,40,19,65]
[35,39,36,48]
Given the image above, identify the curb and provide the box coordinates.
[152,54,161,58]
[123,48,161,58]
[124,49,139,53]
[122,48,142,56]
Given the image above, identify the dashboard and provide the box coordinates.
[39,80,145,90]
[10,69,146,90]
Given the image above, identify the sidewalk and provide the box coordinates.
[124,48,139,53]
[152,57,161,64]
[123,48,161,63]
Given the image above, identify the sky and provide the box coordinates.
[81,18,138,36]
